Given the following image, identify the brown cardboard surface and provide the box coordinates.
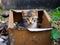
[8,29,51,45]
[8,9,51,45]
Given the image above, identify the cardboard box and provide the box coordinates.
[8,9,51,45]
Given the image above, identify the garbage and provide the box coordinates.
[0,22,8,45]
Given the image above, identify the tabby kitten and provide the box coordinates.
[22,9,38,28]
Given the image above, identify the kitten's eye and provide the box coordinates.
[32,18,34,20]
[27,18,29,21]
[34,20,35,22]
[24,20,27,22]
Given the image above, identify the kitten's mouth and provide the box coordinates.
[28,23,33,26]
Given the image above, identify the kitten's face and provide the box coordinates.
[22,10,38,25]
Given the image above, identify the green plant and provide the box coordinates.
[49,7,60,17]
